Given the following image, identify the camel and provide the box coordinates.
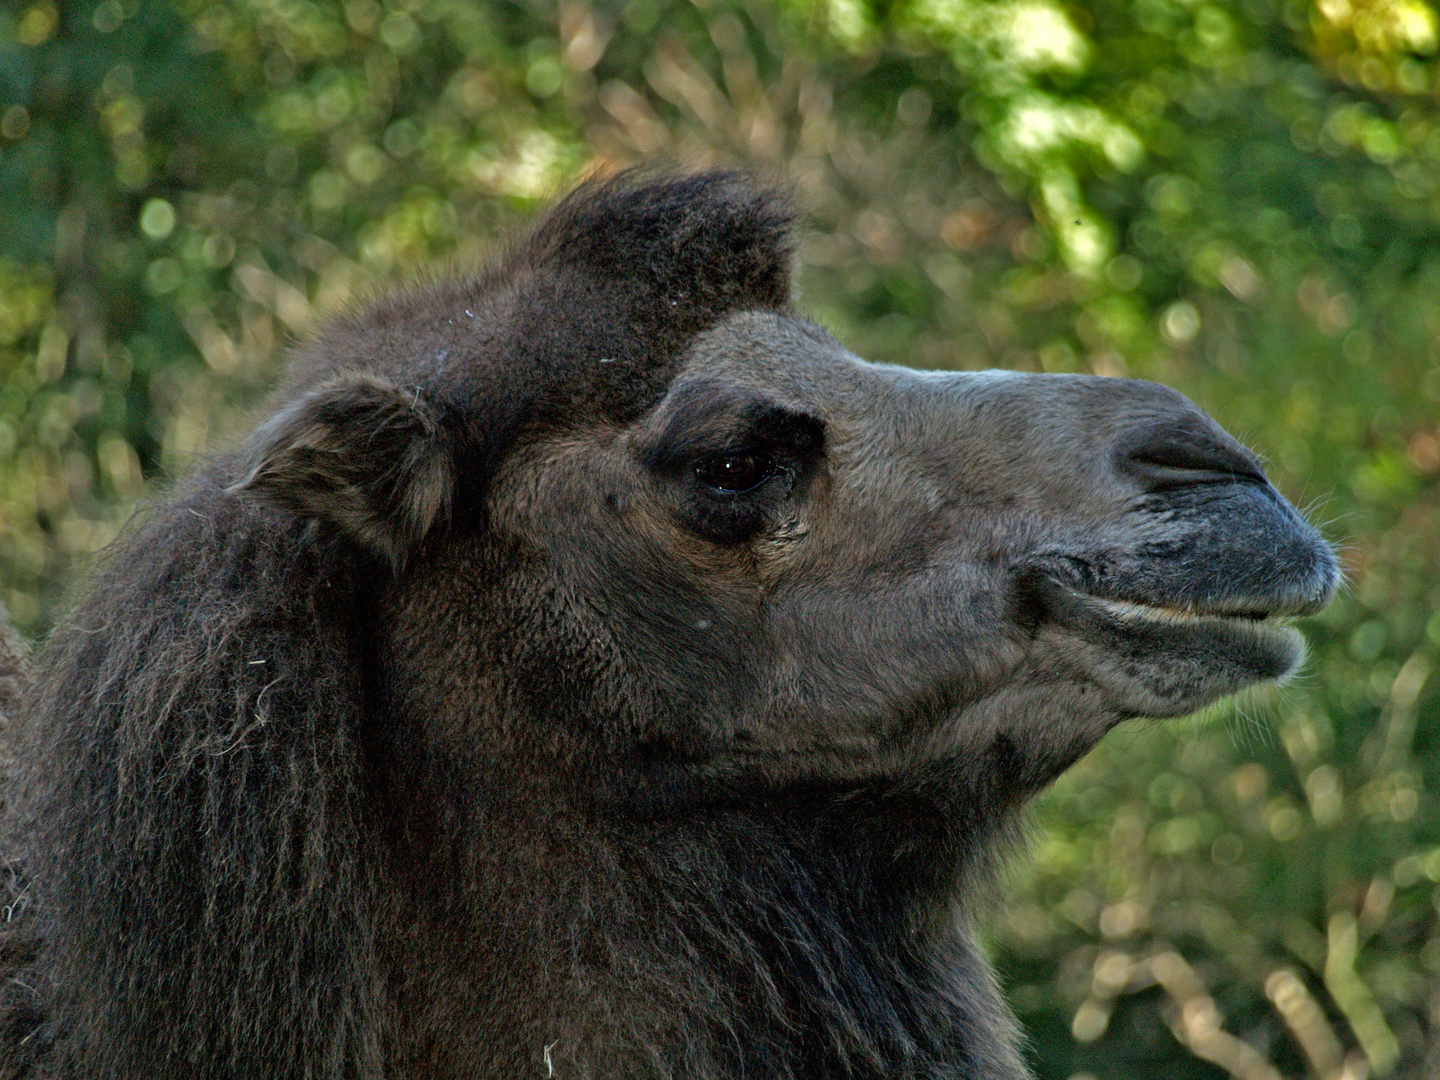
[0,171,1337,1078]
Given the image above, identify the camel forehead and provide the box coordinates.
[670,311,864,403]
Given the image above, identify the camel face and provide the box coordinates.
[469,308,1338,789]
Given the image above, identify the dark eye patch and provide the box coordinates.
[636,382,824,544]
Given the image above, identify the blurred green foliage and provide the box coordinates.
[1,0,1438,1076]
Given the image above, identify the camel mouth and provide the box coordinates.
[1085,595,1307,669]
[1022,560,1327,630]
[1060,587,1306,652]
[1027,575,1309,714]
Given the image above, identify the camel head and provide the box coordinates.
[238,174,1339,808]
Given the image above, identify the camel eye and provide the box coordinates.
[695,450,777,495]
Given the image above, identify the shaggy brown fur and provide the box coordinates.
[0,172,1337,1078]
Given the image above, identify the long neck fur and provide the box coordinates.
[372,705,1034,1079]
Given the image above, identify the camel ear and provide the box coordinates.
[230,373,453,568]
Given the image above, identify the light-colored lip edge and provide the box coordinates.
[1091,596,1290,625]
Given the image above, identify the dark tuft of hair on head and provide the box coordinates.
[523,169,796,313]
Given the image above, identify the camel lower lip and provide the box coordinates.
[1026,578,1309,717]
[1083,592,1307,674]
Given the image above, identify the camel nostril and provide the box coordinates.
[1118,419,1267,490]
